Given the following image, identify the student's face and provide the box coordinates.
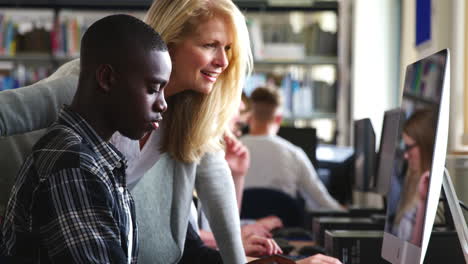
[111,50,171,140]
[403,133,421,172]
[167,15,232,96]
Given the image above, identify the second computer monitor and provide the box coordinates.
[353,118,376,192]
[374,108,405,196]
[277,126,318,167]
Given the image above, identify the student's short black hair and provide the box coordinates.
[80,14,167,72]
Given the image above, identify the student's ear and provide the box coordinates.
[274,114,283,125]
[96,64,115,93]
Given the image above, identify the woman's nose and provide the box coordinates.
[213,48,229,69]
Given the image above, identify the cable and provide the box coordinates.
[459,200,468,212]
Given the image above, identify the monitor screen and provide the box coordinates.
[374,108,405,196]
[381,49,450,264]
[277,126,318,167]
[353,118,376,192]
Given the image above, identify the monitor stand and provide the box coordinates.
[442,168,468,263]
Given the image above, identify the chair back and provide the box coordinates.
[241,188,305,227]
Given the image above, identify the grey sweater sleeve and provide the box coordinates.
[0,59,79,137]
[195,151,246,264]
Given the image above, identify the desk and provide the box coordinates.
[288,240,315,256]
[247,256,258,262]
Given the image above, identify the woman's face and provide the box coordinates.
[403,132,421,172]
[166,15,233,96]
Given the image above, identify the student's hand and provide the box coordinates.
[256,215,283,231]
[242,223,272,238]
[243,234,283,257]
[224,134,250,178]
[295,254,342,264]
[418,171,430,201]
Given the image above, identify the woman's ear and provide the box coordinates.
[95,64,115,93]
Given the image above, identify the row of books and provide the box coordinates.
[0,64,52,90]
[281,74,337,117]
[0,10,54,55]
[0,10,144,56]
[244,72,337,118]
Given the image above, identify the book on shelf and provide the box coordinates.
[0,9,54,56]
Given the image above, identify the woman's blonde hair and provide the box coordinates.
[144,0,253,163]
[394,108,437,225]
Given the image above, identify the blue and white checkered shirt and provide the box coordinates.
[0,107,138,264]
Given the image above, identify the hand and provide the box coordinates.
[243,234,283,257]
[224,134,250,178]
[418,171,430,201]
[242,223,272,238]
[256,215,284,231]
[295,254,342,264]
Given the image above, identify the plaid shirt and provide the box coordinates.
[0,107,138,264]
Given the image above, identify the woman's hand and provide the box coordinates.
[242,223,272,238]
[256,215,284,231]
[224,134,250,178]
[418,171,430,201]
[243,234,283,257]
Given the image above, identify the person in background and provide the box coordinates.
[0,14,171,263]
[241,87,343,212]
[392,108,443,245]
[230,92,252,137]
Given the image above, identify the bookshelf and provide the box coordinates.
[242,2,340,143]
[0,7,144,89]
[0,0,347,143]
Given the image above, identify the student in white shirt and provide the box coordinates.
[241,87,344,211]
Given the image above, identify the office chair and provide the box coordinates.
[241,188,305,227]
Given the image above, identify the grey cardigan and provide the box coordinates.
[0,59,246,264]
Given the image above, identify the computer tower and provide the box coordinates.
[312,217,385,246]
[324,230,387,264]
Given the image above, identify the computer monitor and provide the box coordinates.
[277,126,318,167]
[374,108,406,196]
[381,49,450,264]
[353,118,376,192]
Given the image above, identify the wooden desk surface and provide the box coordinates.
[247,256,258,262]
[288,240,315,256]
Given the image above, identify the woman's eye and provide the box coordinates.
[204,43,216,48]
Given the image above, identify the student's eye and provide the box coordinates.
[225,45,231,52]
[148,84,161,94]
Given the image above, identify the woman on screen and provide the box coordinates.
[392,108,438,244]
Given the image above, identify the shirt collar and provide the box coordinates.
[58,106,127,171]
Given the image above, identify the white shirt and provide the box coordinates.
[241,134,342,211]
[110,130,162,188]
